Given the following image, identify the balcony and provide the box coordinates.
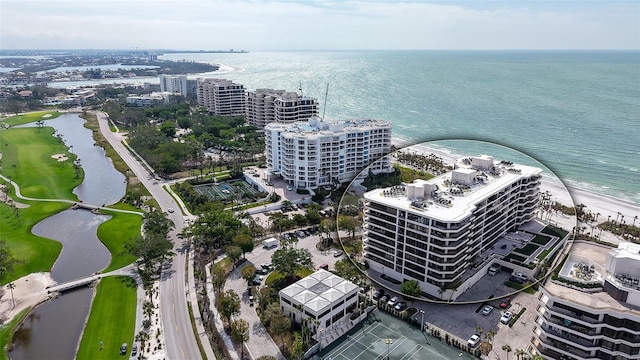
[538,323,597,348]
[545,305,600,325]
[536,333,594,359]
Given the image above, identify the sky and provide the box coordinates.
[1,0,638,50]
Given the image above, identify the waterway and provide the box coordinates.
[9,113,127,360]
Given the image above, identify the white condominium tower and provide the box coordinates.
[197,78,246,116]
[246,89,319,129]
[159,74,188,97]
[534,241,640,360]
[264,117,392,189]
[362,155,542,300]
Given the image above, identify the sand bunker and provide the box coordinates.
[0,272,56,324]
[42,114,52,118]
[51,153,68,162]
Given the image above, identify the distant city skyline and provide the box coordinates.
[1,1,638,50]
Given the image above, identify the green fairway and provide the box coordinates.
[0,200,65,282]
[0,308,30,360]
[2,111,63,126]
[0,127,82,200]
[98,207,142,273]
[76,276,137,360]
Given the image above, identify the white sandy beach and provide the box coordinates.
[393,142,640,244]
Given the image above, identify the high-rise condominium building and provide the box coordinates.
[533,241,640,360]
[197,78,246,116]
[264,117,392,189]
[159,75,188,97]
[362,155,542,300]
[246,89,319,129]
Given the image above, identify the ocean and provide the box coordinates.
[63,50,640,204]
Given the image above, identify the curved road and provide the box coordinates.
[94,111,201,360]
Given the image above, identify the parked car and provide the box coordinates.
[333,250,344,257]
[501,311,513,324]
[253,276,263,286]
[373,289,384,300]
[467,334,480,348]
[131,344,138,357]
[120,343,128,355]
[510,272,527,284]
[256,267,268,275]
[286,185,293,191]
[380,295,390,304]
[394,301,407,311]
[481,305,493,316]
[500,297,511,309]
[387,296,399,307]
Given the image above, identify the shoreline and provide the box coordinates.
[0,272,57,324]
[391,141,640,239]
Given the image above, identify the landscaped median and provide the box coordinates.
[76,276,137,360]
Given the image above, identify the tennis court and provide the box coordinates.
[314,311,476,360]
[194,180,263,201]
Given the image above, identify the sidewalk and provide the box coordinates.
[206,258,241,360]
[188,249,217,360]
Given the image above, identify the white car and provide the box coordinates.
[286,185,293,191]
[467,334,480,348]
[387,296,399,307]
[167,208,174,213]
[481,305,493,316]
[500,311,513,324]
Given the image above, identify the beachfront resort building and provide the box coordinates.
[159,74,188,97]
[362,155,542,300]
[246,88,319,129]
[125,93,170,107]
[279,270,359,339]
[264,117,393,190]
[197,78,246,116]
[533,241,640,360]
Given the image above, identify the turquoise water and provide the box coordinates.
[169,51,636,203]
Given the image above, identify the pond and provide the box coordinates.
[10,113,127,360]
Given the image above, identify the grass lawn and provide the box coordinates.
[515,242,539,256]
[98,207,142,273]
[0,200,66,283]
[532,234,552,245]
[0,308,30,360]
[2,111,63,126]
[0,127,82,200]
[76,276,137,360]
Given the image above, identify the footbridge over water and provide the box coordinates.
[46,265,138,294]
[46,274,103,294]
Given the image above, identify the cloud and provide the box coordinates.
[1,0,637,49]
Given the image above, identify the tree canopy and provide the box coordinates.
[400,279,421,298]
[0,240,17,283]
[217,289,241,326]
[271,247,313,279]
[126,210,174,277]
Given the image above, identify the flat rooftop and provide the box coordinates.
[365,157,542,222]
[543,241,640,314]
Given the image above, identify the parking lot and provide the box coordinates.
[223,230,348,359]
[367,267,541,357]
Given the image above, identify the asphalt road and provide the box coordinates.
[95,111,201,360]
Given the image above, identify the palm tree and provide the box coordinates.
[7,283,16,308]
[502,344,512,360]
[515,348,527,360]
[485,329,496,345]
